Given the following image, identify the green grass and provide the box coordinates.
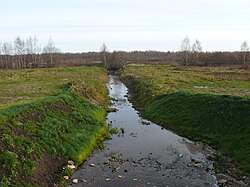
[120,64,250,174]
[0,66,109,186]
[0,66,108,107]
[121,64,250,100]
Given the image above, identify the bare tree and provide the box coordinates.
[43,38,58,67]
[241,41,249,65]
[192,39,202,65]
[0,42,2,68]
[32,36,38,66]
[26,36,38,67]
[181,36,191,66]
[2,42,13,68]
[14,36,26,68]
[108,51,125,70]
[100,43,107,67]
[37,44,42,67]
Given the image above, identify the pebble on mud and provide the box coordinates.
[218,179,227,184]
[89,163,95,167]
[72,179,78,184]
[105,178,111,182]
[191,158,202,164]
[82,179,87,183]
[194,163,203,168]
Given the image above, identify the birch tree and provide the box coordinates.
[43,38,58,67]
[2,42,13,68]
[0,42,2,68]
[26,36,38,67]
[192,39,202,64]
[241,41,249,65]
[100,43,107,67]
[180,36,191,66]
[14,36,25,68]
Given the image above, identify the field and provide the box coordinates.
[120,64,250,174]
[0,67,108,107]
[0,67,109,186]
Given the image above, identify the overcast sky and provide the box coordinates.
[1,0,250,52]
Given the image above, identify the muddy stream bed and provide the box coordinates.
[71,75,245,187]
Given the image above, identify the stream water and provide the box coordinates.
[71,75,218,187]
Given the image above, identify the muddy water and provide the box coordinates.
[71,75,218,187]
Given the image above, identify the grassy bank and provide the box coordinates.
[0,67,109,186]
[120,64,250,173]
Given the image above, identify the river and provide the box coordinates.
[71,75,218,187]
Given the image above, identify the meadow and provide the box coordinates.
[0,67,109,186]
[120,64,250,174]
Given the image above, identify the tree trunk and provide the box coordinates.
[243,52,246,65]
[50,53,53,67]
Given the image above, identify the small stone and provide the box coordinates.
[82,179,87,183]
[191,158,202,164]
[118,175,122,178]
[89,163,95,167]
[72,179,78,184]
[133,178,138,181]
[68,160,74,165]
[105,178,111,182]
[194,163,203,168]
[218,179,227,184]
[67,164,76,170]
[63,176,69,180]
[179,154,183,158]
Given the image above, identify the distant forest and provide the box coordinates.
[0,36,249,69]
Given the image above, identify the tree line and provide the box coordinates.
[0,36,249,69]
[0,36,59,69]
[179,36,249,67]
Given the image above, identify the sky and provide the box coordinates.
[0,0,250,52]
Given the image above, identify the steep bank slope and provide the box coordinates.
[120,65,250,174]
[0,67,109,186]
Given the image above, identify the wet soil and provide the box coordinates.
[30,152,66,187]
[70,75,244,187]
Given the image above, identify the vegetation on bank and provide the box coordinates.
[120,64,250,173]
[0,66,109,186]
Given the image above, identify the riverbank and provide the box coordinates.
[120,64,250,177]
[71,75,218,187]
[0,67,109,186]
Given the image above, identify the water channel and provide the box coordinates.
[71,75,218,187]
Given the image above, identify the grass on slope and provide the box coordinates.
[0,66,109,186]
[120,64,250,173]
[146,93,250,172]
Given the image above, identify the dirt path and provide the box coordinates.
[70,75,240,187]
